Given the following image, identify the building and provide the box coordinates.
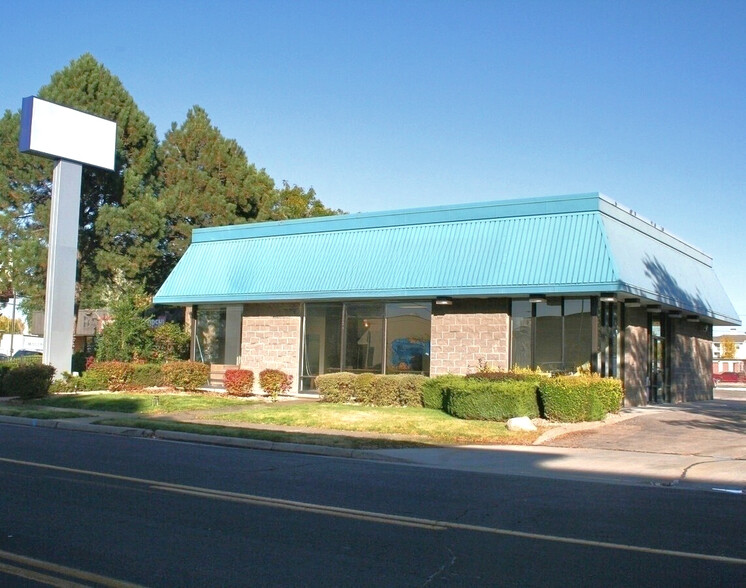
[153,193,740,406]
[712,333,746,375]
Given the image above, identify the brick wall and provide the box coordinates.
[669,318,712,402]
[430,299,510,376]
[623,306,649,406]
[241,303,302,394]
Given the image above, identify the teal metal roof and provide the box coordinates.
[154,192,739,325]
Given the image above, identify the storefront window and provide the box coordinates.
[511,297,592,373]
[344,303,384,372]
[300,303,342,392]
[564,299,592,372]
[194,305,242,365]
[511,300,532,369]
[386,303,431,374]
[535,299,563,371]
[300,301,432,391]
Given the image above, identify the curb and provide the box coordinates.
[0,415,409,463]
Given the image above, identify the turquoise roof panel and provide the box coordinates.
[155,210,617,303]
[153,192,739,325]
[601,214,738,323]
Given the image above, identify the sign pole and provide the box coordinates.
[42,160,82,374]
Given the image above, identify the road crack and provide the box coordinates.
[422,545,457,586]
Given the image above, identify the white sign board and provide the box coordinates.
[19,96,116,171]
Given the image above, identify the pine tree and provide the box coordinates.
[0,54,162,311]
[157,105,275,273]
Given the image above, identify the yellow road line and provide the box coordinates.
[2,456,745,567]
[0,549,144,587]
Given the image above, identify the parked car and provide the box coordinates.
[12,349,42,359]
[0,353,8,362]
[713,371,743,385]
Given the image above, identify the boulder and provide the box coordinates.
[506,416,537,432]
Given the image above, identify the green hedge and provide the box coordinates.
[352,372,377,404]
[316,373,357,403]
[129,363,165,388]
[446,379,540,421]
[3,364,56,399]
[539,375,624,422]
[421,374,463,410]
[317,372,426,407]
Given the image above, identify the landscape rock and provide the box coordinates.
[507,416,537,432]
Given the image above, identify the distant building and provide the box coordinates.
[154,193,740,406]
[713,333,746,374]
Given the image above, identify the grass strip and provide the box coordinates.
[94,418,432,450]
[0,407,89,420]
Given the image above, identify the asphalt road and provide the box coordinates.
[0,423,743,587]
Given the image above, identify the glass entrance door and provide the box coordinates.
[649,317,668,403]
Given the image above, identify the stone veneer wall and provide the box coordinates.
[669,317,712,402]
[430,299,510,376]
[240,303,302,394]
[623,306,649,406]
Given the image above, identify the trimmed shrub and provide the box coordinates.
[77,369,110,391]
[316,372,357,403]
[394,374,427,407]
[465,371,548,384]
[224,369,255,396]
[353,372,377,404]
[539,375,624,422]
[162,361,209,390]
[87,361,133,391]
[369,375,400,406]
[422,374,464,410]
[4,364,56,399]
[259,369,293,401]
[446,379,540,421]
[129,363,165,388]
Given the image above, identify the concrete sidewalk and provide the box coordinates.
[372,398,746,492]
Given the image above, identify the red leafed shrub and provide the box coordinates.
[224,369,255,396]
[87,361,133,391]
[258,369,293,401]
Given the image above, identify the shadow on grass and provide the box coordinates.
[0,407,89,420]
[94,417,439,450]
[27,395,150,413]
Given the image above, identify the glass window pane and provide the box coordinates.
[301,303,342,391]
[535,300,563,372]
[344,303,384,373]
[386,303,431,374]
[194,305,242,365]
[511,300,532,369]
[195,306,226,364]
[564,298,592,371]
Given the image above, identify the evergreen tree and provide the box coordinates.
[0,54,162,311]
[0,109,52,311]
[157,105,275,273]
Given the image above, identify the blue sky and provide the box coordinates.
[2,0,744,326]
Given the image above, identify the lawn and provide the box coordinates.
[30,392,253,414]
[28,392,543,446]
